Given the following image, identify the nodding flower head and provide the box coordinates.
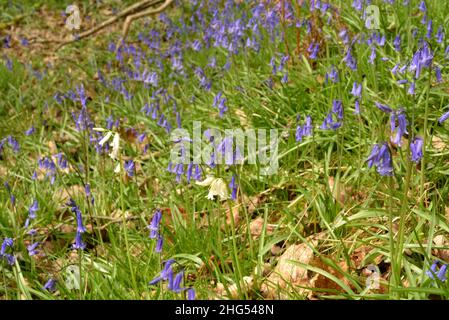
[27,242,40,256]
[367,143,394,176]
[43,278,57,292]
[229,175,238,200]
[124,160,135,177]
[350,82,362,98]
[410,136,423,163]
[67,199,86,234]
[1,238,15,265]
[148,209,162,239]
[196,176,229,201]
[72,231,86,250]
[390,109,408,147]
[426,260,448,282]
[29,199,39,219]
[374,102,393,113]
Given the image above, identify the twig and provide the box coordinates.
[54,0,166,50]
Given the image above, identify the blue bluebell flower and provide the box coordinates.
[439,110,449,124]
[418,1,427,12]
[1,238,15,265]
[410,137,423,163]
[187,288,196,300]
[29,199,39,219]
[25,126,35,136]
[426,260,448,282]
[229,175,238,201]
[367,143,394,176]
[67,199,86,234]
[149,259,176,285]
[351,82,362,98]
[393,34,401,51]
[408,81,416,95]
[43,278,57,292]
[375,102,393,113]
[390,109,408,147]
[343,48,357,71]
[170,271,184,293]
[148,209,162,239]
[436,25,444,43]
[27,242,40,256]
[155,234,164,253]
[124,160,135,177]
[73,231,86,250]
[435,66,442,83]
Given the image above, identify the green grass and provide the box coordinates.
[1,0,449,300]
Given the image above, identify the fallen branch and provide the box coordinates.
[54,0,173,50]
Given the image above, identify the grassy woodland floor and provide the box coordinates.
[1,0,449,300]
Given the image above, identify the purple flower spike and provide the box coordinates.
[148,209,162,239]
[43,278,57,292]
[187,288,196,300]
[410,137,423,163]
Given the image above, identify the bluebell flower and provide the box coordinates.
[367,143,394,176]
[149,259,175,285]
[326,65,339,84]
[426,260,448,282]
[332,100,344,120]
[27,242,40,256]
[187,288,196,300]
[426,19,433,39]
[155,234,164,253]
[369,46,376,64]
[1,238,15,265]
[375,102,393,113]
[29,199,39,219]
[350,82,362,98]
[354,99,361,115]
[409,42,433,79]
[393,34,401,51]
[343,48,357,71]
[410,137,423,163]
[229,175,238,201]
[439,109,449,124]
[281,72,288,84]
[170,271,185,293]
[435,66,442,83]
[269,57,277,75]
[1,238,13,256]
[73,231,86,250]
[390,109,408,147]
[308,42,320,59]
[408,81,416,95]
[43,278,57,292]
[148,209,162,239]
[25,126,35,136]
[7,136,20,153]
[436,25,444,43]
[124,160,135,177]
[418,1,427,12]
[67,199,86,234]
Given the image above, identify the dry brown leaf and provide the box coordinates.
[433,235,449,260]
[432,136,447,151]
[215,276,253,299]
[328,176,352,205]
[261,242,315,299]
[249,217,275,238]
